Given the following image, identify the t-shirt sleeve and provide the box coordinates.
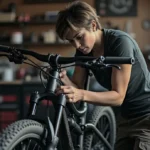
[110,36,134,58]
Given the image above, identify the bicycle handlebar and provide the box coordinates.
[0,45,135,65]
[0,45,135,117]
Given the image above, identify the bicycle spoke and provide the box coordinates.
[100,117,103,131]
[103,124,109,135]
[105,131,110,140]
[33,143,38,150]
[38,145,42,150]
[97,119,102,131]
[21,141,27,150]
[26,139,31,150]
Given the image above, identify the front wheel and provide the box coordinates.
[0,119,47,150]
[84,106,116,150]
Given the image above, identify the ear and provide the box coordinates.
[91,20,97,31]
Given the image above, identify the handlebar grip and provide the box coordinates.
[103,57,135,64]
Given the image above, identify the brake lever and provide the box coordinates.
[76,61,121,70]
[105,64,121,70]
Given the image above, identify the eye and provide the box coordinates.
[76,35,83,40]
[68,39,74,43]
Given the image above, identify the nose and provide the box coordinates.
[74,40,81,49]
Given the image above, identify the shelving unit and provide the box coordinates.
[0,42,70,47]
[25,0,74,3]
[0,21,56,26]
[0,20,71,48]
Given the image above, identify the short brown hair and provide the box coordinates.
[56,1,101,40]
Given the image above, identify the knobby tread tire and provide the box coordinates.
[84,106,116,150]
[0,119,45,150]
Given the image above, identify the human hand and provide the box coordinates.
[59,69,68,84]
[56,86,84,103]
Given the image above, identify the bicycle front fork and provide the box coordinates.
[27,91,67,150]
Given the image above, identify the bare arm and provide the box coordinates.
[81,64,132,106]
[57,64,132,106]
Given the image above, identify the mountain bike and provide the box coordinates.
[0,45,134,150]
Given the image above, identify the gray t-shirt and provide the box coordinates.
[75,28,150,119]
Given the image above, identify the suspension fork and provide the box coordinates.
[27,91,40,116]
[27,69,59,116]
[27,91,67,149]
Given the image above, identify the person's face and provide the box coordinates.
[64,27,96,54]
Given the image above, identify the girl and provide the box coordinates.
[55,1,150,149]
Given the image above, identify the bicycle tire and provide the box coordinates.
[0,119,47,150]
[84,106,116,150]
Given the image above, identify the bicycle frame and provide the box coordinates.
[27,67,113,150]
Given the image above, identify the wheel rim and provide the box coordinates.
[9,134,44,150]
[91,113,112,150]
